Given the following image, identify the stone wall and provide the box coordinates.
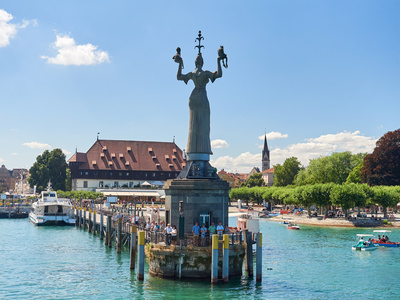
[146,243,245,279]
[164,179,230,234]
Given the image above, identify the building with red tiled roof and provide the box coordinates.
[68,139,185,191]
[261,167,274,186]
[217,169,242,188]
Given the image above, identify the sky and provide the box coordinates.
[1,0,399,173]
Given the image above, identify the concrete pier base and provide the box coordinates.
[146,243,245,280]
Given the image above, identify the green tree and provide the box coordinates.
[229,186,251,206]
[65,168,72,191]
[329,183,366,217]
[243,173,264,188]
[370,186,398,218]
[273,157,303,187]
[249,187,265,205]
[346,160,364,184]
[361,129,400,186]
[293,186,313,216]
[28,149,67,192]
[294,152,364,185]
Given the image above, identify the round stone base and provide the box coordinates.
[145,244,245,279]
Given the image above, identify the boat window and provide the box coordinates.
[44,206,48,213]
[58,205,63,213]
[43,193,48,197]
[50,193,56,197]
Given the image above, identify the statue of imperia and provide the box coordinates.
[173,33,226,162]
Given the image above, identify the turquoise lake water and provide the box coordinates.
[1,218,400,299]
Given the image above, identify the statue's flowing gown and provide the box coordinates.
[181,70,218,155]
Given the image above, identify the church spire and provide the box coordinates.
[262,134,270,171]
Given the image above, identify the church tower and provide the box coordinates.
[262,135,270,171]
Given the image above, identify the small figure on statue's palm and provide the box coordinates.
[218,45,228,68]
[173,47,184,69]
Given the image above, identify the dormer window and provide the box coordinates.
[102,146,107,151]
[127,147,131,152]
[165,155,169,160]
[125,161,130,166]
[92,160,97,165]
[119,153,124,158]
[148,148,153,152]
[111,153,116,158]
[108,161,113,166]
[100,153,105,158]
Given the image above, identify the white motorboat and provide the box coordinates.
[29,182,75,226]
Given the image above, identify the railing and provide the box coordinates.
[143,230,243,248]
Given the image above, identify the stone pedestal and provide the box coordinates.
[164,179,230,233]
[146,244,245,279]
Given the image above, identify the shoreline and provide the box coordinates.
[228,206,400,228]
[268,215,400,228]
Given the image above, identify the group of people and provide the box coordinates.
[377,235,390,242]
[191,221,230,246]
[144,219,178,245]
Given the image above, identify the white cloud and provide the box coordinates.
[0,158,5,163]
[211,139,229,149]
[11,153,17,156]
[213,131,377,172]
[307,131,376,154]
[23,142,52,150]
[0,9,35,48]
[258,131,289,141]
[41,34,110,66]
[62,149,72,156]
[211,152,261,173]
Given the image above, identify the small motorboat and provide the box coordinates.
[371,230,400,247]
[286,223,300,230]
[352,234,379,251]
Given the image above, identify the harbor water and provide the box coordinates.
[1,218,400,299]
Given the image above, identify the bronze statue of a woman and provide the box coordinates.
[173,32,225,162]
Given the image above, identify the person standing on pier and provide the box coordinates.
[171,225,178,245]
[217,221,224,236]
[165,223,172,245]
[192,222,200,246]
[200,223,208,246]
[209,222,216,236]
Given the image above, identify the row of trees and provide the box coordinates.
[271,129,400,187]
[229,184,400,217]
[56,190,103,201]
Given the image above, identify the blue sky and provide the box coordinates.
[1,0,399,173]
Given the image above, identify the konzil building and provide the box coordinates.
[68,139,185,191]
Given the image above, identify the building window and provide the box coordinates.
[126,173,129,176]
[153,173,156,177]
[114,181,119,188]
[129,182,133,188]
[99,181,103,188]
[85,172,89,175]
[83,181,88,188]
[119,172,122,176]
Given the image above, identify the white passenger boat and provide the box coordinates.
[29,183,75,226]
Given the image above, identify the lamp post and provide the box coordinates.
[179,200,184,239]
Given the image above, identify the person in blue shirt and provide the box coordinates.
[192,221,200,246]
[200,223,208,246]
